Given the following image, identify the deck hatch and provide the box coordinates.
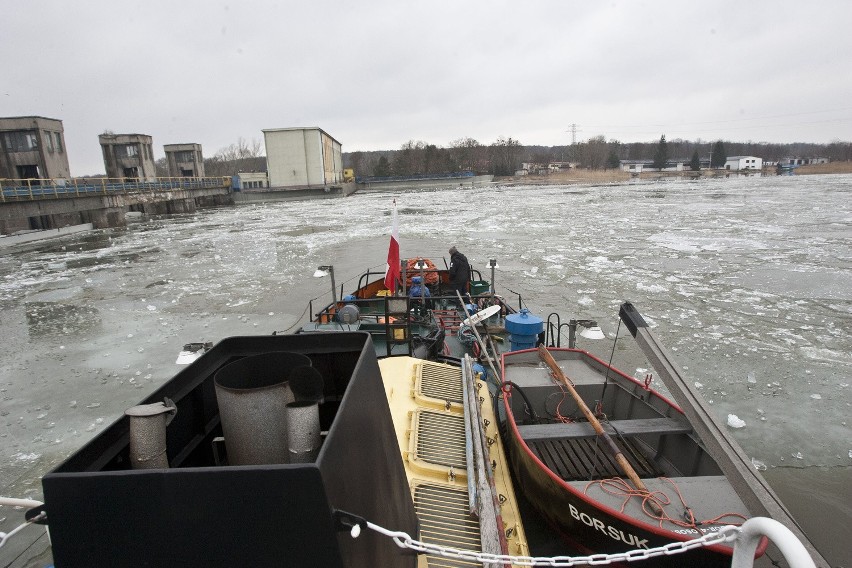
[416,361,464,409]
[413,482,481,567]
[414,410,467,470]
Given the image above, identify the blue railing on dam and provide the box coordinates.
[0,176,231,202]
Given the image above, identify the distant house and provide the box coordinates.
[621,160,646,173]
[548,161,574,171]
[233,171,268,190]
[516,161,573,175]
[724,156,763,171]
[620,160,684,173]
[519,162,546,175]
[780,157,829,166]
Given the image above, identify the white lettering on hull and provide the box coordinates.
[569,504,650,549]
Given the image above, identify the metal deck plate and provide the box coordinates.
[412,409,467,471]
[415,361,465,411]
[412,482,481,567]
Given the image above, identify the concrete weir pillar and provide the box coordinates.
[89,207,127,229]
[169,198,197,214]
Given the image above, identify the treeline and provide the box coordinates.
[343,136,852,177]
[345,137,523,178]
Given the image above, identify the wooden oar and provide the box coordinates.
[537,345,663,516]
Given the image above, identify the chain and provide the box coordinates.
[359,520,740,566]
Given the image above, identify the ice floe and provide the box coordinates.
[727,414,746,428]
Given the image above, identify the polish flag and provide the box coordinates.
[384,199,400,293]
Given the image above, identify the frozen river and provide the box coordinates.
[1,173,850,565]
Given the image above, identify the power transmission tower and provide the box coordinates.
[567,123,580,145]
[565,124,582,163]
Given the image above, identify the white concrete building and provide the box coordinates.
[725,156,763,171]
[262,127,342,188]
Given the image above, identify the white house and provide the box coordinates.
[620,160,684,173]
[263,127,342,188]
[621,160,646,173]
[233,171,268,190]
[725,156,763,171]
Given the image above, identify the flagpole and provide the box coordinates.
[384,199,400,294]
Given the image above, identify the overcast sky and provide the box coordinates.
[4,0,851,176]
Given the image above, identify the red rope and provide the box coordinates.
[547,369,574,424]
[584,477,748,530]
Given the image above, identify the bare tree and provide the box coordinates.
[204,137,266,176]
[576,135,609,170]
[489,136,522,176]
[448,138,488,172]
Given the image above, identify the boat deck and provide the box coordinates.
[378,357,531,566]
[527,433,664,481]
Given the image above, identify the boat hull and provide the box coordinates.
[504,411,733,568]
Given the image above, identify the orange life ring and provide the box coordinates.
[405,258,439,285]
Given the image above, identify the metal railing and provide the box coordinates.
[0,176,231,202]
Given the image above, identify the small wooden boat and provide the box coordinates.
[500,343,762,567]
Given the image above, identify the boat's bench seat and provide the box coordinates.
[517,416,692,442]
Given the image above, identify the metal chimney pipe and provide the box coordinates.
[214,352,310,465]
[286,400,321,463]
[125,399,177,469]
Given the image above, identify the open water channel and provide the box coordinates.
[1,174,850,566]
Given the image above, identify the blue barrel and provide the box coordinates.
[504,309,544,351]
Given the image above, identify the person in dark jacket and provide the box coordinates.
[448,246,470,300]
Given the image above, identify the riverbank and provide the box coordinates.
[495,160,852,186]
